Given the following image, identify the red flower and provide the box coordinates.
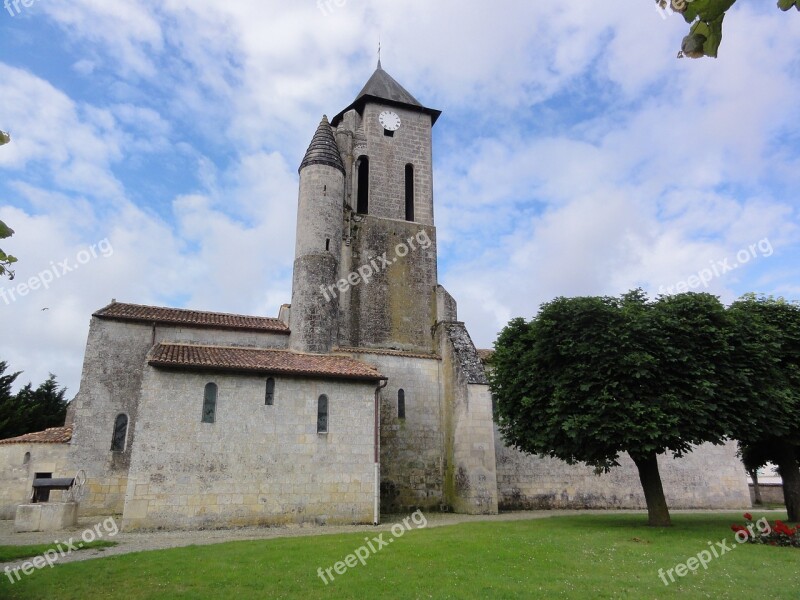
[731,525,747,533]
[743,513,753,521]
[774,521,794,536]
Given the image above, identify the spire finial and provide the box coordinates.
[377,38,382,70]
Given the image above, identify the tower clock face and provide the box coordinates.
[379,111,401,132]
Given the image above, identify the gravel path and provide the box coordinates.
[0,508,764,572]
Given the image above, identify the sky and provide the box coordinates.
[1,1,799,398]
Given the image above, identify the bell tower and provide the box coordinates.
[330,63,443,353]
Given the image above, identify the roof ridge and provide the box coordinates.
[0,425,73,445]
[96,301,285,322]
[149,344,385,382]
[94,302,290,334]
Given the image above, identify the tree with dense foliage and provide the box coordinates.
[0,220,17,280]
[0,361,22,438]
[655,0,799,59]
[0,362,69,440]
[728,295,800,522]
[490,290,742,527]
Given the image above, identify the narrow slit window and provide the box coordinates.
[317,394,329,433]
[202,383,217,423]
[110,413,128,451]
[356,157,369,215]
[265,378,275,406]
[326,238,330,252]
[398,389,406,420]
[405,164,415,222]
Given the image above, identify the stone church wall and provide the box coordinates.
[67,319,153,515]
[153,326,289,349]
[440,323,498,515]
[122,369,377,530]
[495,433,751,510]
[66,318,291,517]
[345,352,444,513]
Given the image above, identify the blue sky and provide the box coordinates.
[1,1,799,396]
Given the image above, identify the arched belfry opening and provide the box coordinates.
[405,164,415,222]
[356,156,370,215]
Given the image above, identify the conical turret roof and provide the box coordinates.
[299,115,345,174]
[331,63,441,126]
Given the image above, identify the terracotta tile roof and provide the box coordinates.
[0,425,73,445]
[149,344,384,382]
[477,349,495,363]
[94,302,289,334]
[336,347,441,360]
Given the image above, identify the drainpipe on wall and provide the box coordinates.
[374,377,388,525]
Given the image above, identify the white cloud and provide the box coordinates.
[1,0,799,394]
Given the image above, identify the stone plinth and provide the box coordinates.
[14,502,78,533]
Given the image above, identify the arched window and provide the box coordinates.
[110,414,128,451]
[356,157,369,215]
[405,164,415,222]
[202,383,217,423]
[23,452,31,465]
[317,394,329,433]
[398,389,406,420]
[265,378,275,406]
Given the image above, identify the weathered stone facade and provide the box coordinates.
[0,62,752,530]
[122,371,376,530]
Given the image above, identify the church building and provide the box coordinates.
[0,62,751,529]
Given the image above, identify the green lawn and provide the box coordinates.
[1,513,797,599]
[0,540,117,563]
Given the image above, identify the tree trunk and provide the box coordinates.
[749,469,763,505]
[775,444,800,523]
[632,452,672,527]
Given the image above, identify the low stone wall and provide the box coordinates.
[495,435,751,510]
[749,483,785,506]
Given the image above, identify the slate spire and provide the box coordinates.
[299,115,345,174]
[354,64,422,108]
[331,64,442,126]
